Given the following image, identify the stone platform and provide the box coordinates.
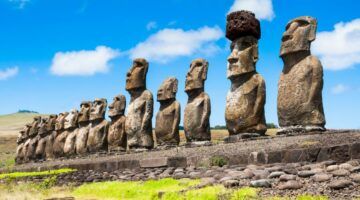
[3,130,360,173]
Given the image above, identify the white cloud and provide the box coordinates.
[228,0,275,21]
[146,21,157,31]
[331,84,349,95]
[0,67,19,80]
[313,18,360,70]
[50,46,120,76]
[8,0,29,9]
[129,26,223,63]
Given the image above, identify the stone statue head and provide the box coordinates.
[108,95,126,118]
[55,112,68,131]
[185,58,208,92]
[29,116,41,137]
[90,98,107,121]
[280,16,317,57]
[78,101,92,123]
[64,109,79,129]
[227,36,258,78]
[38,117,49,136]
[46,114,57,132]
[17,123,31,143]
[157,77,178,102]
[125,58,149,91]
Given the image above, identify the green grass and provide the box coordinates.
[0,168,75,179]
[73,178,200,200]
[230,187,259,200]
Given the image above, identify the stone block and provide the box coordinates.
[351,143,360,159]
[140,157,168,168]
[167,157,187,168]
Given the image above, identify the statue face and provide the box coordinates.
[125,58,148,91]
[227,36,258,79]
[46,115,57,131]
[29,116,41,136]
[280,16,317,57]
[185,59,208,92]
[38,118,48,135]
[90,98,107,121]
[55,112,68,131]
[157,77,178,101]
[109,95,126,118]
[64,109,79,129]
[78,101,92,123]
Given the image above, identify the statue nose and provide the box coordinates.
[227,57,238,64]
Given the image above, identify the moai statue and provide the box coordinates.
[25,116,41,161]
[35,117,49,160]
[87,98,109,153]
[183,58,211,144]
[15,124,31,164]
[63,109,79,156]
[44,114,57,160]
[108,95,127,152]
[75,101,92,155]
[277,16,326,134]
[53,112,69,157]
[155,77,181,147]
[225,11,267,140]
[20,123,32,163]
[125,58,154,150]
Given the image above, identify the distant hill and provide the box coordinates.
[0,113,47,137]
[17,110,39,114]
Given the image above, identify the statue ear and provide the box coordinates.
[252,43,259,63]
[172,79,178,93]
[308,22,317,42]
[120,96,126,111]
[201,61,209,80]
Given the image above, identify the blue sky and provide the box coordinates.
[0,0,359,129]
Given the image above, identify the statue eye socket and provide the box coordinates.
[297,21,309,27]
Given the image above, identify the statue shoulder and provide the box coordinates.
[308,55,323,68]
[253,73,266,86]
[142,90,154,100]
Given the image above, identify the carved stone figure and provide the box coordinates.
[125,58,154,150]
[63,109,79,156]
[53,112,69,157]
[20,124,32,163]
[108,95,127,152]
[15,123,31,164]
[76,101,92,155]
[277,16,326,134]
[44,114,57,160]
[87,98,109,153]
[155,77,181,147]
[225,11,267,138]
[25,116,41,161]
[35,118,49,160]
[184,58,211,142]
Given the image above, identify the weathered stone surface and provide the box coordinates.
[224,179,240,188]
[35,117,50,160]
[53,112,69,157]
[326,165,339,172]
[297,170,315,178]
[226,10,261,41]
[277,16,325,134]
[75,101,91,155]
[268,171,285,179]
[25,116,42,161]
[329,179,352,190]
[15,123,32,164]
[155,77,181,146]
[108,95,127,152]
[339,163,353,170]
[184,58,211,142]
[125,58,154,149]
[225,12,266,136]
[279,174,297,181]
[312,173,332,182]
[64,109,79,156]
[87,98,109,153]
[350,174,360,183]
[140,158,168,168]
[331,169,350,177]
[278,180,302,190]
[250,179,271,188]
